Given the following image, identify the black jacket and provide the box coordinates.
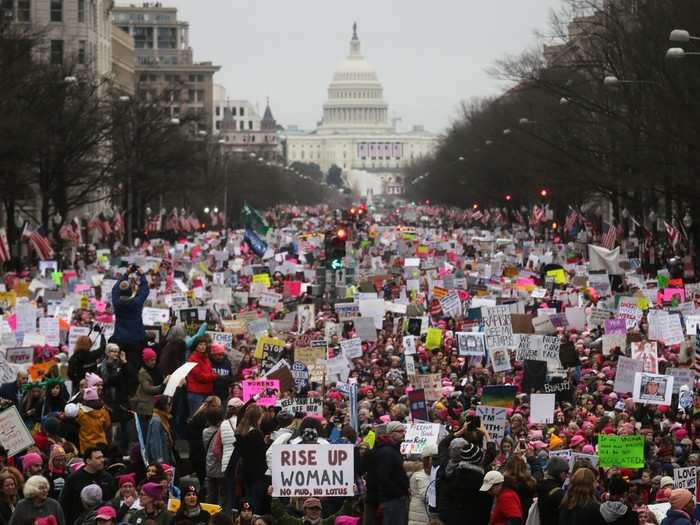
[559,502,600,525]
[537,477,564,525]
[595,501,639,525]
[439,462,491,525]
[67,335,105,385]
[59,468,116,525]
[0,381,22,407]
[374,438,409,503]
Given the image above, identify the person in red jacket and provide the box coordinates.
[481,470,523,525]
[186,336,218,415]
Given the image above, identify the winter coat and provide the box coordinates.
[270,498,355,525]
[374,437,409,503]
[71,404,111,453]
[112,274,149,346]
[491,487,522,525]
[536,477,565,525]
[408,470,431,525]
[234,427,268,481]
[128,507,173,525]
[99,358,130,420]
[439,462,492,525]
[661,509,693,525]
[59,467,116,525]
[596,501,639,525]
[8,497,65,525]
[186,351,216,395]
[146,413,175,465]
[67,336,105,386]
[559,502,600,525]
[211,355,234,402]
[203,425,223,479]
[159,339,186,376]
[131,367,165,417]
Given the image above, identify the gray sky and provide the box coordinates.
[160,0,562,134]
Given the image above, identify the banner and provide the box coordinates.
[414,373,442,401]
[674,467,697,490]
[482,305,514,349]
[632,372,673,406]
[476,405,507,443]
[278,397,323,416]
[457,332,485,356]
[400,423,441,455]
[270,444,354,497]
[598,434,645,468]
[242,379,280,407]
[0,407,34,457]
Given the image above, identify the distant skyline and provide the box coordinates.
[142,0,564,134]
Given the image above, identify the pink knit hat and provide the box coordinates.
[142,348,157,361]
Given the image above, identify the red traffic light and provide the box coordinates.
[505,194,512,201]
[540,189,549,198]
[336,228,347,240]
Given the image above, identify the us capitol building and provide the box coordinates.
[281,24,436,201]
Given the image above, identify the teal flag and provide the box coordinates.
[241,202,269,237]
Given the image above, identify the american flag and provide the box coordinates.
[480,210,491,225]
[664,220,680,248]
[471,210,483,222]
[513,209,525,225]
[0,228,10,263]
[564,209,580,231]
[112,211,124,237]
[165,212,180,231]
[494,209,505,225]
[187,214,201,230]
[529,205,544,226]
[145,214,162,234]
[22,223,54,260]
[179,215,192,232]
[600,222,617,250]
[695,325,700,377]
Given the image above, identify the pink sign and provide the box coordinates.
[662,288,685,303]
[242,379,280,407]
[517,278,535,287]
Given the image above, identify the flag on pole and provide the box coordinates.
[146,213,162,234]
[0,228,10,263]
[600,222,616,250]
[112,211,124,238]
[695,326,700,377]
[22,223,54,260]
[564,209,580,231]
[165,211,179,232]
[241,202,269,237]
[244,228,267,257]
[664,220,680,248]
[187,214,201,231]
[480,210,491,225]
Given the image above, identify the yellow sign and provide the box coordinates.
[252,273,271,288]
[255,336,285,359]
[425,327,442,350]
[417,245,429,255]
[80,296,89,310]
[546,269,568,285]
[0,291,17,308]
[167,499,221,515]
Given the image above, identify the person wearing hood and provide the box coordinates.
[373,421,409,525]
[110,267,150,371]
[438,439,491,525]
[661,489,695,525]
[596,476,638,525]
[64,383,111,453]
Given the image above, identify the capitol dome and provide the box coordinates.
[318,24,392,135]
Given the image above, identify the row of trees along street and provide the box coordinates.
[0,18,340,252]
[405,0,700,251]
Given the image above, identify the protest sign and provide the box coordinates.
[631,342,659,374]
[481,385,516,408]
[242,379,280,407]
[602,334,627,356]
[255,336,285,371]
[142,307,170,325]
[618,298,643,329]
[633,372,674,406]
[588,308,612,327]
[39,317,60,347]
[354,317,377,343]
[489,347,512,373]
[668,367,694,394]
[334,302,359,321]
[543,381,573,403]
[614,356,644,394]
[209,331,234,350]
[340,338,362,359]
[270,444,354,497]
[604,318,627,335]
[598,435,645,468]
[403,335,417,355]
[0,406,34,456]
[674,467,697,490]
[425,328,442,350]
[476,405,507,443]
[164,362,197,397]
[414,373,442,401]
[68,326,91,354]
[659,314,685,346]
[530,394,555,424]
[457,332,486,356]
[290,362,309,391]
[482,305,513,349]
[4,347,33,366]
[279,397,323,416]
[400,423,441,455]
[408,389,429,421]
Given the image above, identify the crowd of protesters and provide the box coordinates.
[0,203,696,525]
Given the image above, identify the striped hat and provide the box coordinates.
[460,442,483,464]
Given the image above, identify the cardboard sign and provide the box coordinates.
[476,405,507,443]
[457,332,486,356]
[0,407,34,457]
[614,356,644,394]
[530,393,555,424]
[39,317,60,347]
[414,373,442,401]
[400,423,441,455]
[278,397,323,417]
[598,434,645,468]
[633,372,674,406]
[631,342,659,374]
[482,305,514,349]
[242,379,280,407]
[270,444,354,497]
[340,338,362,359]
[674,467,697,490]
[142,307,170,326]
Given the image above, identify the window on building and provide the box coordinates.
[132,27,154,49]
[148,74,157,82]
[188,89,195,103]
[189,74,195,82]
[17,0,29,21]
[157,27,177,49]
[172,106,180,116]
[248,120,253,130]
[197,89,204,103]
[78,0,85,22]
[231,107,236,116]
[50,0,62,21]
[215,121,221,130]
[78,40,86,64]
[1,0,14,20]
[50,39,63,64]
[251,135,256,143]
[215,107,220,117]
[240,107,244,117]
[239,121,245,131]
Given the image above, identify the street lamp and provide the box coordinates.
[670,30,700,43]
[604,75,658,87]
[63,76,78,84]
[665,47,700,60]
[170,118,180,125]
[457,156,465,161]
[503,129,512,135]
[560,97,570,105]
[204,207,210,214]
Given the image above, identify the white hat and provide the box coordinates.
[480,470,505,492]
[660,476,674,489]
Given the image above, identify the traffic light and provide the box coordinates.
[325,228,347,269]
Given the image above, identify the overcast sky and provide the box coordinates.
[154,0,563,134]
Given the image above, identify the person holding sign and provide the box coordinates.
[110,266,150,368]
[186,337,219,416]
[269,491,356,525]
